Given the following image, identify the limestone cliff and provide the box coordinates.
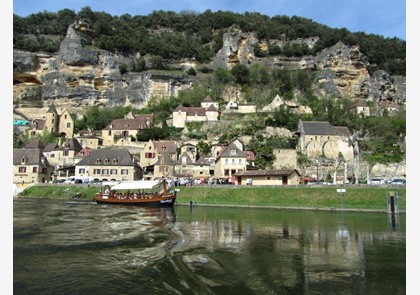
[13,21,195,117]
[13,22,405,119]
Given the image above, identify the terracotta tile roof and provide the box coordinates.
[75,147,93,157]
[243,150,256,161]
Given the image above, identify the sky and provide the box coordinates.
[11,0,407,40]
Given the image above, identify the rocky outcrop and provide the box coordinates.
[210,28,405,103]
[13,21,195,117]
[13,23,405,118]
[211,25,259,69]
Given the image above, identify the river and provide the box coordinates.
[14,199,405,294]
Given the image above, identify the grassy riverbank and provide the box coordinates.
[16,184,406,212]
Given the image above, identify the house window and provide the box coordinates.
[101,169,109,175]
[79,168,85,174]
[239,159,242,164]
[63,150,69,156]
[182,156,187,167]
[108,130,112,136]
[267,177,271,180]
[145,152,155,158]
[110,169,117,175]
[104,159,109,164]
[96,159,102,164]
[225,159,228,164]
[67,122,71,128]
[232,159,236,165]
[121,169,128,175]
[21,157,27,164]
[93,169,101,175]
[41,168,47,174]
[18,167,26,173]
[224,169,229,176]
[230,150,236,156]
[113,159,118,164]
[32,167,38,173]
[64,114,67,119]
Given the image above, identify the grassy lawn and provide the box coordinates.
[16,184,406,212]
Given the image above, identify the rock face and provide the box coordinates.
[212,28,405,104]
[13,21,195,116]
[13,23,405,118]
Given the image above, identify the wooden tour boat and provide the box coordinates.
[94,179,178,207]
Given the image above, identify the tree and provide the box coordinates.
[231,64,250,85]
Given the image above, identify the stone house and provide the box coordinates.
[261,94,312,114]
[74,131,103,149]
[101,114,154,146]
[13,148,54,184]
[180,143,198,162]
[225,99,257,113]
[296,120,354,162]
[42,138,83,168]
[379,100,401,116]
[349,99,371,117]
[28,104,74,138]
[173,153,214,179]
[172,105,219,128]
[140,140,178,178]
[152,153,175,180]
[233,169,301,186]
[214,141,248,180]
[75,148,143,181]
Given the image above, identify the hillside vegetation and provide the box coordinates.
[14,7,405,75]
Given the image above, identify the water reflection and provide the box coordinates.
[14,200,405,294]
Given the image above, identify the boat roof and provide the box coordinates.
[104,180,160,190]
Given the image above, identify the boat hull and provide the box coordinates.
[94,195,176,207]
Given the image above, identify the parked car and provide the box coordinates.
[391,178,406,185]
[370,178,385,185]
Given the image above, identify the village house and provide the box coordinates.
[296,120,354,162]
[74,130,103,149]
[349,99,371,117]
[233,169,301,186]
[152,153,175,180]
[179,143,198,162]
[173,152,214,179]
[102,114,154,146]
[214,141,248,180]
[42,138,83,168]
[172,97,219,128]
[225,99,257,113]
[379,100,401,116]
[13,148,54,184]
[261,94,312,114]
[28,104,74,138]
[75,148,143,181]
[140,140,178,178]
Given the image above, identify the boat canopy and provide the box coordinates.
[106,180,161,190]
